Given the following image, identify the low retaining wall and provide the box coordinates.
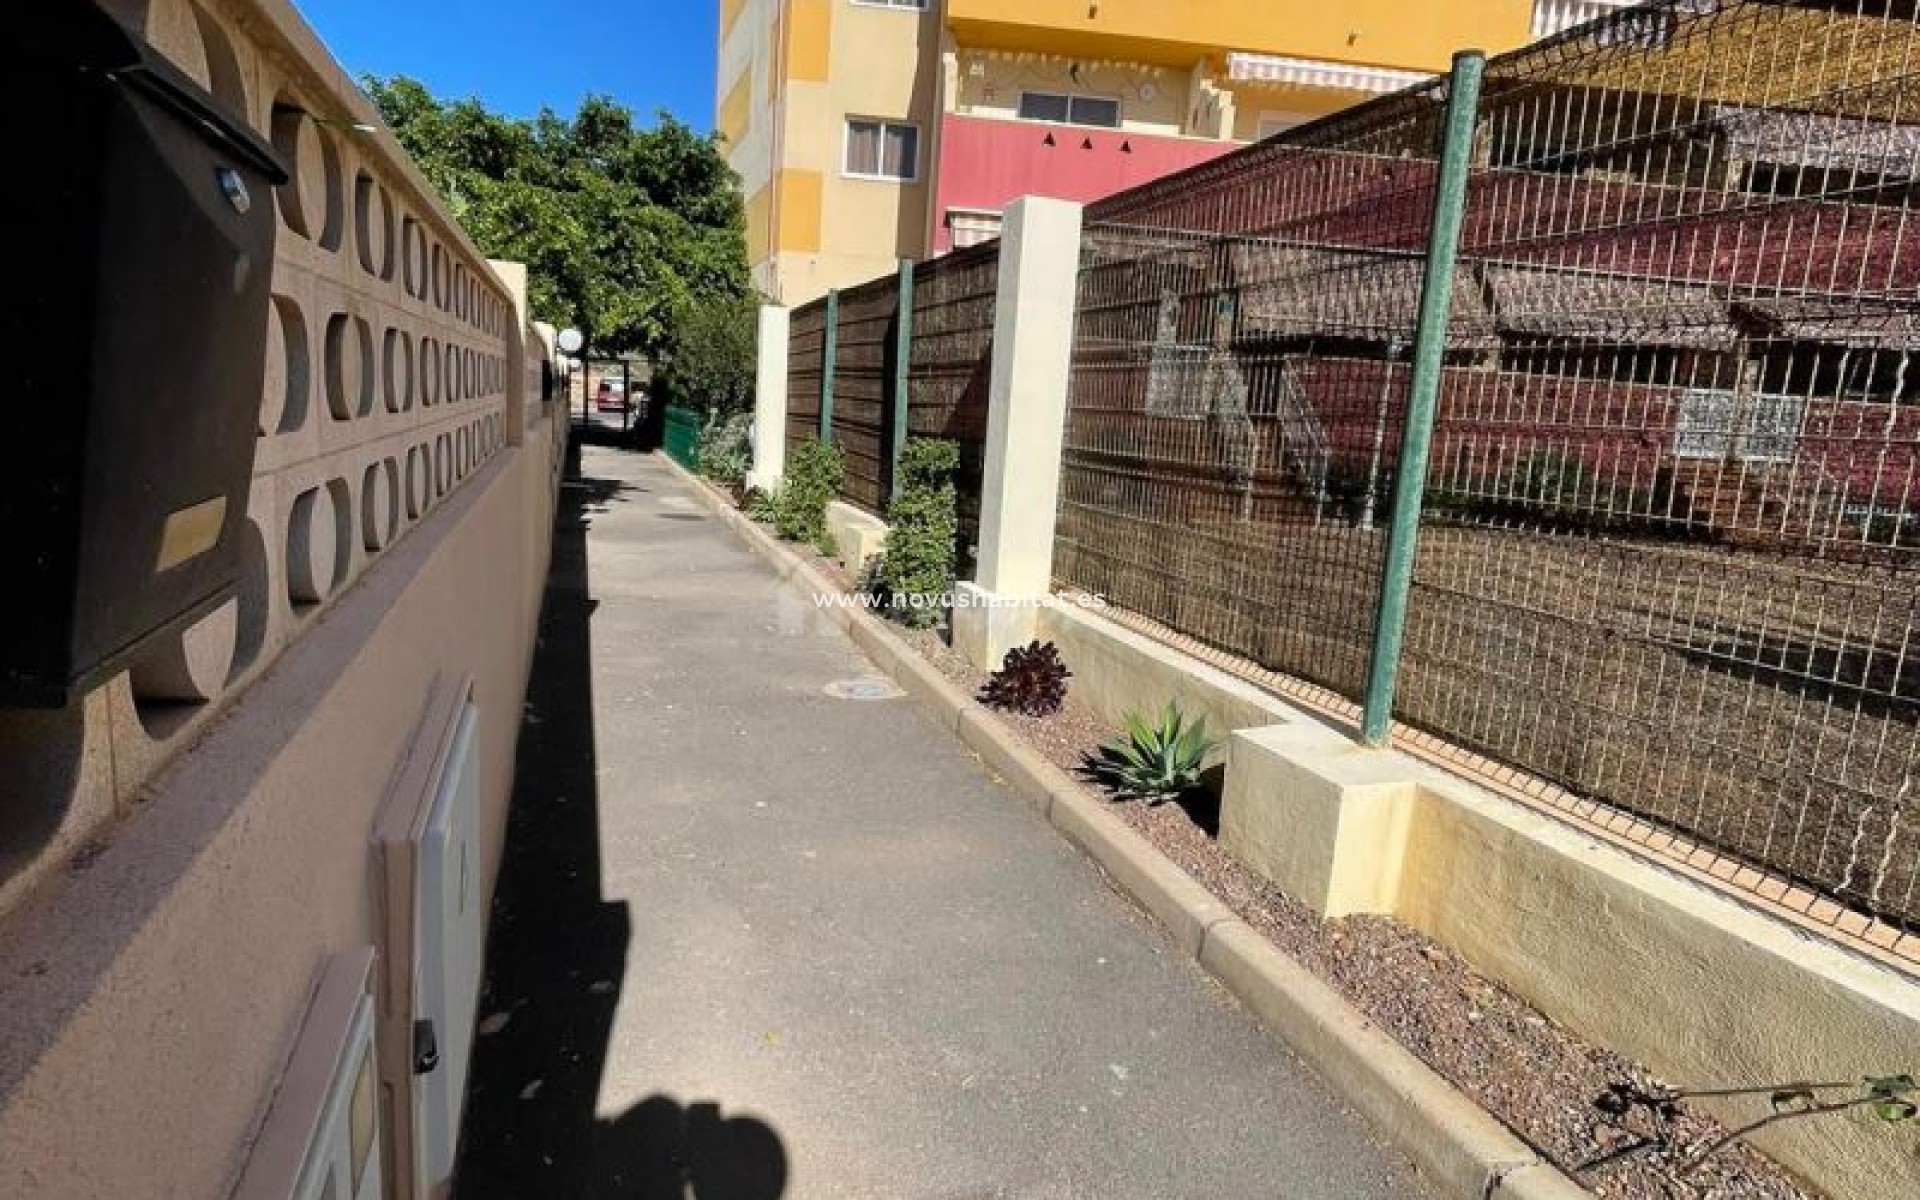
[1036,602,1920,1200]
[824,500,888,574]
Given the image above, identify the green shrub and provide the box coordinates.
[881,438,960,629]
[744,485,780,523]
[1090,704,1217,801]
[698,410,753,484]
[774,436,843,544]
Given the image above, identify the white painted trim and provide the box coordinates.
[849,0,928,9]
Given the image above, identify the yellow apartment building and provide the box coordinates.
[716,0,1633,303]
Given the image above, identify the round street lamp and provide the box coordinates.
[555,329,586,424]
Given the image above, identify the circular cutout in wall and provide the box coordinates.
[430,242,448,309]
[286,485,337,607]
[362,458,400,552]
[227,515,271,685]
[269,100,325,240]
[323,313,374,420]
[383,327,413,413]
[405,444,429,518]
[419,336,440,405]
[130,598,237,708]
[264,294,310,435]
[402,216,426,298]
[354,171,394,279]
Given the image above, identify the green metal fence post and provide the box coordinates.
[1360,50,1485,749]
[819,289,839,444]
[890,258,915,503]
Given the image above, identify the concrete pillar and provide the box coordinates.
[489,260,530,445]
[1220,723,1416,919]
[953,196,1084,670]
[747,304,791,492]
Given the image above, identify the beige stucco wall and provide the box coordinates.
[953,52,1193,136]
[0,0,561,1195]
[1225,82,1372,141]
[1398,770,1920,1200]
[1037,603,1295,735]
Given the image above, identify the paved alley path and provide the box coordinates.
[457,445,1430,1200]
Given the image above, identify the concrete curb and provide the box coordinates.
[665,460,1592,1200]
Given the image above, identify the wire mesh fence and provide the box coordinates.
[1056,84,1457,703]
[908,242,1000,564]
[1402,0,1920,952]
[1054,0,1920,962]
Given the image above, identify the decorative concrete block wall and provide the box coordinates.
[0,2,562,1196]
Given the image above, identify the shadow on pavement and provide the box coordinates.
[596,1096,788,1200]
[455,462,787,1198]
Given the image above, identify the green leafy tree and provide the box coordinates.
[666,294,758,414]
[362,77,752,364]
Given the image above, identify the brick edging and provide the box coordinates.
[662,457,1591,1200]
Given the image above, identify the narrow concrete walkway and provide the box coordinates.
[458,446,1430,1200]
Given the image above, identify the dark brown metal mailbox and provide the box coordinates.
[2,4,288,706]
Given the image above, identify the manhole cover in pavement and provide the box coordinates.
[823,677,905,701]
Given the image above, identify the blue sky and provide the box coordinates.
[299,0,718,129]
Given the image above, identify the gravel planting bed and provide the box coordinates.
[894,632,1818,1200]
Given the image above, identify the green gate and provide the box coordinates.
[663,405,702,470]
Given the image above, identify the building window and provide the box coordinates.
[1017,91,1122,129]
[946,208,1002,249]
[1674,389,1804,463]
[1256,111,1313,142]
[844,118,920,181]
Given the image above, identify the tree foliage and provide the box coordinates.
[363,77,751,362]
[669,293,759,414]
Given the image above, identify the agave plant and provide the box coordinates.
[980,641,1071,717]
[1091,704,1217,801]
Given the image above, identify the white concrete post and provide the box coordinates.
[953,196,1085,670]
[747,304,791,492]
